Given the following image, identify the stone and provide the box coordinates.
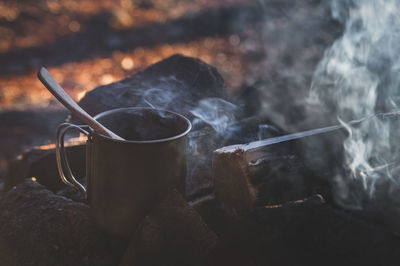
[210,195,400,266]
[0,180,126,266]
[4,144,86,193]
[0,108,68,180]
[75,54,227,120]
[190,195,238,237]
[120,189,218,266]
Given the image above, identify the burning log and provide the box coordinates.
[212,146,257,215]
[212,136,326,215]
[211,122,353,215]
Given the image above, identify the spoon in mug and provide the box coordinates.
[37,67,125,140]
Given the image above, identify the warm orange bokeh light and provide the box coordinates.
[0,0,253,109]
[0,36,247,109]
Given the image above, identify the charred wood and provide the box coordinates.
[212,136,328,215]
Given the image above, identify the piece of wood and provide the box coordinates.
[212,147,257,216]
[212,123,347,215]
[212,136,315,215]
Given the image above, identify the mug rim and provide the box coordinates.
[92,107,192,144]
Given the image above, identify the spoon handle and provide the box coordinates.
[38,67,124,140]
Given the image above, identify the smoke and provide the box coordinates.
[136,76,197,111]
[310,0,400,208]
[190,98,238,136]
[257,124,280,140]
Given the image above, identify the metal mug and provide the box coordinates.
[56,107,191,238]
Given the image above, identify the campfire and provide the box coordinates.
[1,1,400,266]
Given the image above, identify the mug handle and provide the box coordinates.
[56,123,91,198]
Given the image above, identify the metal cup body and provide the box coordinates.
[86,131,187,237]
[56,107,191,238]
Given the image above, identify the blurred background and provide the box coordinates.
[0,0,340,179]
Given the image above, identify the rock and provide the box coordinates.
[4,144,86,192]
[190,195,238,237]
[76,54,227,120]
[0,179,126,266]
[0,108,68,180]
[120,189,218,266]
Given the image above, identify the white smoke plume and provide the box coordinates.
[310,0,400,208]
[190,98,238,135]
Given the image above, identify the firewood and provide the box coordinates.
[212,124,345,215]
[212,147,257,216]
